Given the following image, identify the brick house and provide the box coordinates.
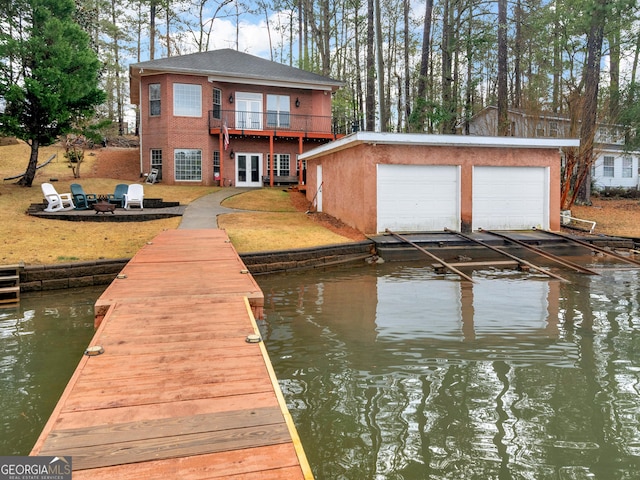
[129,49,343,187]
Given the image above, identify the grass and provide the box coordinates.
[0,142,358,265]
[571,198,640,237]
[5,141,639,265]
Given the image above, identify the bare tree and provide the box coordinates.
[497,0,508,135]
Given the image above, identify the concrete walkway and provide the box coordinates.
[178,188,251,229]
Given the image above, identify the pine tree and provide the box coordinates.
[0,0,105,186]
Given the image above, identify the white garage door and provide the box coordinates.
[473,166,549,231]
[377,164,460,233]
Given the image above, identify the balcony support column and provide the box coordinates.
[298,136,304,184]
[218,131,225,186]
[269,134,274,188]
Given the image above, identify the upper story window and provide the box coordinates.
[149,84,161,116]
[236,92,262,130]
[267,95,290,128]
[549,121,559,137]
[173,83,202,117]
[212,88,221,120]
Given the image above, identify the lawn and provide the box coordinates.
[0,141,360,264]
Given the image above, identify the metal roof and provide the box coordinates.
[300,132,581,160]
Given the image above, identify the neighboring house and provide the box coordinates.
[129,49,343,187]
[300,132,579,234]
[467,106,640,190]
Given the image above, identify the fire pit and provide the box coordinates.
[93,200,116,214]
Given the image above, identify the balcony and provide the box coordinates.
[209,110,341,140]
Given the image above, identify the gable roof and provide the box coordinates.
[130,49,342,103]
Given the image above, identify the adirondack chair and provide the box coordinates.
[41,183,74,212]
[123,184,144,209]
[107,184,128,207]
[70,183,97,210]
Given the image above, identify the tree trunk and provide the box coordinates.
[403,0,411,129]
[412,0,433,132]
[513,0,522,108]
[441,0,456,134]
[566,0,607,208]
[110,0,124,135]
[17,140,39,187]
[150,1,156,60]
[608,14,620,119]
[375,0,386,131]
[365,0,375,131]
[551,7,562,114]
[497,0,509,136]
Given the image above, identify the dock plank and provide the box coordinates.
[40,422,292,470]
[31,229,311,479]
[70,444,304,480]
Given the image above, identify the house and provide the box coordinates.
[467,106,640,190]
[299,132,579,234]
[129,49,343,187]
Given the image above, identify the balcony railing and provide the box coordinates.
[209,109,338,136]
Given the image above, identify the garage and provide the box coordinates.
[301,132,576,234]
[377,164,460,232]
[472,166,549,230]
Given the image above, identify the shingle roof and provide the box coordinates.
[130,48,342,90]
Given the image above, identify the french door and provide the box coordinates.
[236,153,262,187]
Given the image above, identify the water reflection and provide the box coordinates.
[258,261,640,479]
[0,287,101,455]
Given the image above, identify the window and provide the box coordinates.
[267,154,291,176]
[623,157,633,178]
[267,95,290,128]
[603,156,615,178]
[213,150,220,181]
[175,149,202,181]
[535,124,545,137]
[150,149,162,180]
[149,84,161,116]
[549,121,559,137]
[236,92,262,129]
[212,88,221,120]
[173,84,202,117]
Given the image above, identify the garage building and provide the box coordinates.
[300,132,579,234]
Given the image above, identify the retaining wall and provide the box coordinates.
[17,241,377,292]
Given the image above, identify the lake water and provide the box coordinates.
[4,259,640,479]
[0,287,102,455]
[258,258,640,479]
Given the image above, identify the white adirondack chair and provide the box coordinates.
[123,184,144,209]
[41,183,74,212]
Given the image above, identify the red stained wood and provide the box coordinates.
[31,230,310,479]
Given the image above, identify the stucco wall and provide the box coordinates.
[306,141,562,234]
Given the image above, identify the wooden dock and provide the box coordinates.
[31,229,312,479]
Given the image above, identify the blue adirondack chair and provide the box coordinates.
[70,184,97,210]
[107,184,128,207]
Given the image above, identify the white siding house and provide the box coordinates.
[467,107,640,191]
